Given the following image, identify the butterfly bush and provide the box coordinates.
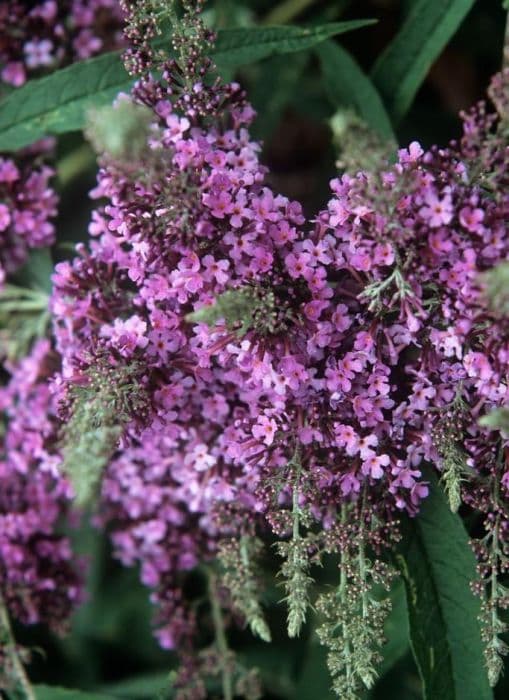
[0,339,84,632]
[1,1,508,696]
[45,0,509,682]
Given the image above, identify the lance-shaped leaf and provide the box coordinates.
[0,21,375,152]
[212,21,375,67]
[316,40,395,142]
[397,469,492,700]
[371,0,475,123]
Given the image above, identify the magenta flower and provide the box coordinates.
[252,416,278,446]
[361,453,390,479]
[419,189,454,227]
[459,206,484,233]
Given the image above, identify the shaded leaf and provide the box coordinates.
[240,645,298,698]
[213,21,375,67]
[294,639,335,700]
[316,40,395,141]
[378,579,410,679]
[398,469,492,700]
[0,22,375,151]
[35,686,116,700]
[370,0,475,123]
[14,247,53,293]
[250,52,309,140]
[98,672,172,699]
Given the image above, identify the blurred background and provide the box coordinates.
[16,1,508,698]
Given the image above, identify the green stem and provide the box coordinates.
[339,504,353,685]
[358,489,369,622]
[0,594,36,700]
[209,572,233,700]
[240,535,250,569]
[292,454,301,543]
[489,475,501,674]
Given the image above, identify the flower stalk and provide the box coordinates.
[0,594,36,700]
[208,572,234,700]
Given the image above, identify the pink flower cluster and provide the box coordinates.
[0,2,127,288]
[0,340,83,630]
[0,150,57,285]
[46,57,509,650]
[100,428,214,649]
[0,0,124,88]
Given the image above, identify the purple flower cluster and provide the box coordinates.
[46,47,509,655]
[100,428,213,650]
[0,0,124,88]
[315,127,509,508]
[0,149,57,285]
[0,2,126,288]
[0,340,83,631]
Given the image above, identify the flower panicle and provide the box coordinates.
[218,536,272,643]
[60,358,149,506]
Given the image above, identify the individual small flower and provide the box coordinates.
[252,415,278,446]
[459,206,484,233]
[24,39,54,68]
[202,255,230,285]
[285,251,313,279]
[361,453,390,479]
[398,140,424,163]
[419,189,454,227]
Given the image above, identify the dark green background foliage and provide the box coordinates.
[3,0,508,698]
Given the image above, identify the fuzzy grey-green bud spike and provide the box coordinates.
[61,360,148,506]
[86,100,153,162]
[329,108,395,174]
[481,262,509,316]
[187,288,258,335]
[276,448,314,638]
[187,286,288,337]
[317,500,395,699]
[218,536,272,643]
[278,538,313,638]
[479,407,509,435]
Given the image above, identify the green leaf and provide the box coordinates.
[98,672,172,699]
[377,578,410,678]
[0,51,131,152]
[371,0,475,123]
[241,644,299,698]
[295,638,335,700]
[14,247,53,293]
[212,21,376,67]
[398,469,492,700]
[249,52,309,140]
[316,40,396,141]
[34,686,116,700]
[0,21,375,152]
